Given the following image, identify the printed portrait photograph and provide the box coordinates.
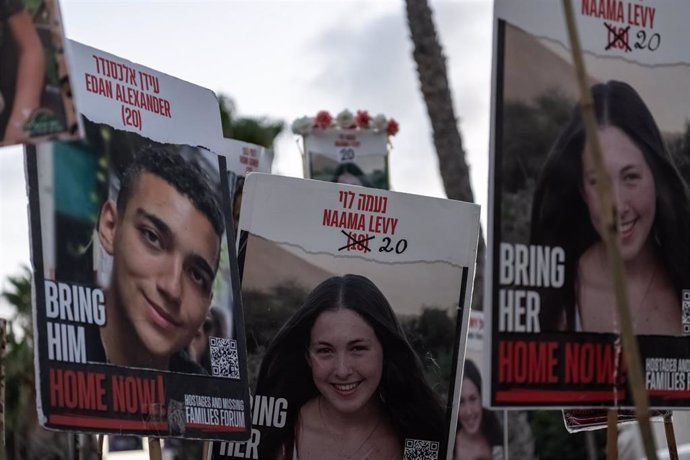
[33,116,240,374]
[309,154,389,190]
[496,21,690,337]
[1,0,79,147]
[235,230,468,460]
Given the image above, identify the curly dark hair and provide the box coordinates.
[530,80,690,330]
[116,145,225,237]
[255,274,446,459]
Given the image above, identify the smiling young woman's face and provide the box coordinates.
[306,308,384,416]
[581,125,657,262]
[459,378,483,436]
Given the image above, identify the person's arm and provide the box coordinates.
[3,8,44,144]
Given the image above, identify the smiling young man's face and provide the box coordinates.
[99,172,220,369]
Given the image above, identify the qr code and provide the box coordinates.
[209,336,240,379]
[404,439,439,460]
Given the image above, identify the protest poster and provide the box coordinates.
[211,174,480,460]
[0,0,81,147]
[487,0,690,410]
[292,110,398,190]
[26,40,251,440]
[455,310,506,459]
[220,138,272,234]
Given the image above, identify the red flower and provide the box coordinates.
[314,110,333,129]
[386,118,399,136]
[355,110,371,129]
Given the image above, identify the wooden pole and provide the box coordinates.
[561,1,657,459]
[97,434,104,460]
[663,413,679,460]
[0,319,7,460]
[148,438,162,460]
[606,410,617,460]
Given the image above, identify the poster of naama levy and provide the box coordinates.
[212,174,481,460]
[487,0,690,409]
[27,40,251,440]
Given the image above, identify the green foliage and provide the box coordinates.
[1,267,39,458]
[241,282,309,387]
[218,95,284,149]
[501,90,573,194]
[530,411,605,460]
[2,267,33,436]
[666,120,690,183]
[500,91,574,244]
[401,307,455,401]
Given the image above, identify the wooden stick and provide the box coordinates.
[0,319,7,460]
[148,438,162,460]
[561,2,657,460]
[606,410,618,460]
[663,413,678,460]
[97,434,104,460]
[203,441,210,460]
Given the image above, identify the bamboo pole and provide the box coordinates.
[606,410,617,460]
[0,319,7,460]
[561,1,657,459]
[663,413,678,460]
[148,438,162,460]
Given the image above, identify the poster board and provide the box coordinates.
[27,40,251,440]
[211,174,480,460]
[457,311,506,458]
[487,0,690,410]
[220,137,272,235]
[0,0,81,147]
[294,110,397,190]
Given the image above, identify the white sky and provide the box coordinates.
[0,0,494,310]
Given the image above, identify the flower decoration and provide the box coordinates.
[292,109,399,136]
[386,118,399,136]
[336,109,354,128]
[291,116,313,136]
[314,110,333,129]
[355,110,371,129]
[372,114,387,131]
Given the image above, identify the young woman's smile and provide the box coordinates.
[307,308,383,415]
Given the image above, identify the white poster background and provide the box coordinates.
[304,129,388,161]
[221,138,271,176]
[240,174,480,267]
[67,40,223,148]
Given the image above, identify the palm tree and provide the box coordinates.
[2,267,34,459]
[404,0,486,311]
[218,94,284,150]
[404,2,536,458]
[1,268,72,459]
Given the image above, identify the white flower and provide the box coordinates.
[291,116,313,135]
[336,109,354,128]
[372,114,387,131]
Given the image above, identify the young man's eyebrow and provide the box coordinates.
[136,208,217,281]
[189,254,215,284]
[136,208,172,239]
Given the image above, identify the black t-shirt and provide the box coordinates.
[85,324,207,374]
